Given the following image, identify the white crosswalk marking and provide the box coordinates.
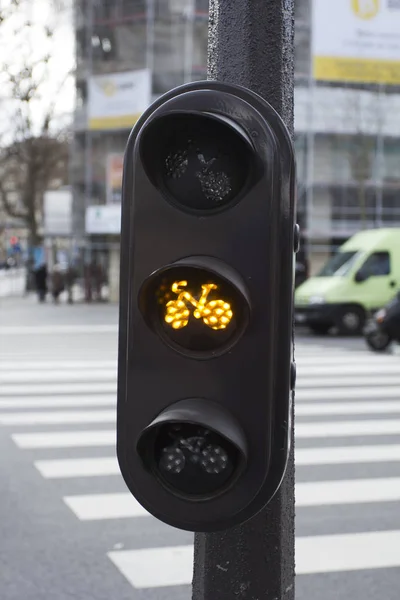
[295,530,400,575]
[64,493,148,520]
[107,530,400,587]
[12,430,115,449]
[296,444,400,465]
[0,396,115,409]
[297,419,400,437]
[296,386,400,400]
[0,325,118,335]
[298,375,400,387]
[296,354,394,364]
[63,476,400,521]
[35,457,119,478]
[1,343,400,591]
[0,383,117,396]
[0,410,115,425]
[108,546,194,589]
[0,360,116,371]
[297,363,400,375]
[295,477,400,506]
[297,400,400,416]
[0,369,116,383]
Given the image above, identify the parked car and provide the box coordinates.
[295,228,400,335]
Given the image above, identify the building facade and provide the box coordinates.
[294,0,400,272]
[72,0,400,300]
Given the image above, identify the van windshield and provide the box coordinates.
[317,251,359,277]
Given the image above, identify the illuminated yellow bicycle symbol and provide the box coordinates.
[164,281,233,331]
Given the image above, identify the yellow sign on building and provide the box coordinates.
[88,69,151,130]
[351,0,380,20]
[313,0,400,85]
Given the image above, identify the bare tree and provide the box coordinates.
[0,0,73,247]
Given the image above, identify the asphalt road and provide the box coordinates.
[0,295,400,599]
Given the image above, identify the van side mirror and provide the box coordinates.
[355,270,368,283]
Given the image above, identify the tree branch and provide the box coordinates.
[0,180,27,221]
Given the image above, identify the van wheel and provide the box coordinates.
[365,331,392,352]
[336,306,366,336]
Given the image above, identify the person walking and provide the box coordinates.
[34,264,48,303]
[51,264,65,304]
[65,264,77,304]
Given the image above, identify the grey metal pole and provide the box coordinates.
[192,2,295,599]
[84,0,94,265]
[375,84,384,228]
[183,0,195,83]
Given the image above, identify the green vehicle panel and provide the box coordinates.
[295,228,400,333]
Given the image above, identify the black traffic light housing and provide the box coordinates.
[117,81,296,532]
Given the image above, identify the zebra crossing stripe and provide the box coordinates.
[4,413,400,434]
[108,545,194,588]
[0,383,116,396]
[297,419,400,438]
[296,386,400,400]
[12,430,115,449]
[1,400,398,419]
[32,444,400,481]
[295,354,396,364]
[107,530,400,588]
[296,530,400,575]
[0,370,116,383]
[0,360,116,371]
[297,375,400,388]
[34,457,119,478]
[0,325,118,334]
[63,477,400,521]
[0,410,115,426]
[296,401,400,416]
[27,443,400,478]
[2,399,399,418]
[0,382,396,399]
[0,396,115,410]
[297,363,400,376]
[64,493,147,520]
[296,444,400,465]
[296,477,400,506]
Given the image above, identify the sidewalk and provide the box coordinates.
[0,294,119,328]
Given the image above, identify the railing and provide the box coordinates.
[0,268,26,298]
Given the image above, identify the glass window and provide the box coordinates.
[121,0,147,18]
[359,252,391,277]
[317,251,358,277]
[381,140,400,183]
[192,19,208,76]
[294,24,310,78]
[195,0,209,12]
[331,187,377,228]
[382,190,400,225]
[295,0,310,22]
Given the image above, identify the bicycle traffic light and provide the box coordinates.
[117,81,297,532]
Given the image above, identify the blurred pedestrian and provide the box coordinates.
[51,264,65,304]
[34,264,48,303]
[92,259,104,302]
[84,258,104,302]
[65,264,77,304]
